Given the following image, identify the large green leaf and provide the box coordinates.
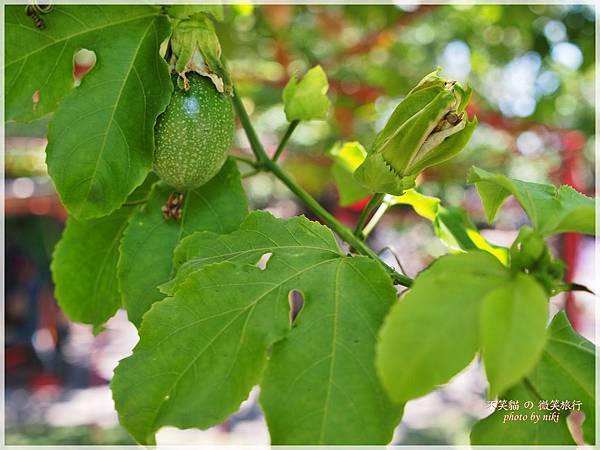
[112,212,403,444]
[51,174,157,329]
[118,159,247,327]
[467,166,595,236]
[471,312,595,445]
[480,273,548,397]
[376,251,510,402]
[6,6,173,218]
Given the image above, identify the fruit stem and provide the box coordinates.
[353,193,384,238]
[233,88,413,288]
[272,120,299,162]
[232,89,270,167]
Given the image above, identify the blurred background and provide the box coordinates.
[4,3,596,445]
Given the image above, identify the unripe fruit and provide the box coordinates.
[153,74,234,192]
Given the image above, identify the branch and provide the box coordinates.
[232,90,413,288]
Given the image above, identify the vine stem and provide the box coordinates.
[272,120,299,162]
[353,193,384,238]
[232,89,413,288]
[362,194,396,238]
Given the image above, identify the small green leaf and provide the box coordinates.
[113,212,403,444]
[471,311,595,445]
[283,65,330,122]
[329,141,371,206]
[467,166,595,236]
[376,251,510,402]
[480,273,548,397]
[118,159,247,327]
[51,174,157,328]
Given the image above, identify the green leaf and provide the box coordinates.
[282,65,331,122]
[393,190,508,264]
[480,273,548,397]
[118,159,247,327]
[470,381,575,445]
[529,311,595,444]
[471,312,595,445]
[17,6,173,219]
[376,251,510,402]
[5,5,157,121]
[51,174,157,329]
[467,166,595,236]
[329,141,370,206]
[113,212,403,444]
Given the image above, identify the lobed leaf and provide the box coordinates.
[118,159,247,327]
[467,166,595,236]
[113,212,403,444]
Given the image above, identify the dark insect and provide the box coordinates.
[25,2,54,30]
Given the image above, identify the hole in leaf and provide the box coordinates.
[255,252,272,270]
[32,90,40,111]
[288,289,304,326]
[73,48,97,86]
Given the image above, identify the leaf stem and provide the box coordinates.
[353,193,384,238]
[233,88,412,288]
[272,120,299,162]
[362,195,395,238]
[232,155,258,168]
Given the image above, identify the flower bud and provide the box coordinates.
[354,70,477,195]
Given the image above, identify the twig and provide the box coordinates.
[232,89,413,287]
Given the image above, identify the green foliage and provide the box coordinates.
[471,312,595,445]
[329,141,370,206]
[51,174,157,329]
[6,4,595,446]
[282,65,331,122]
[509,227,566,295]
[376,252,511,402]
[5,6,172,219]
[113,212,402,444]
[118,159,247,326]
[480,273,548,397]
[393,189,508,263]
[468,166,595,236]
